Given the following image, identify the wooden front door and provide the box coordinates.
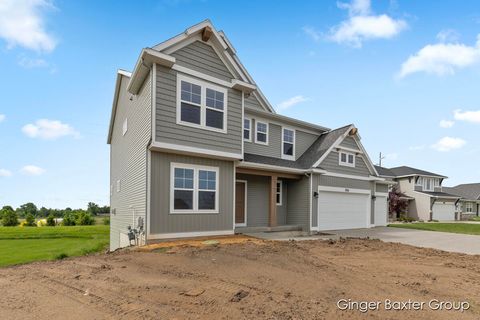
[235,181,246,226]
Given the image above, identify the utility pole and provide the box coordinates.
[378,152,385,167]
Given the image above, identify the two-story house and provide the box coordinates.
[107,20,391,250]
[375,165,460,221]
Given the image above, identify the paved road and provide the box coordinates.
[248,226,480,255]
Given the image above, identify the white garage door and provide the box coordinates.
[432,202,455,221]
[318,188,370,230]
[374,196,388,226]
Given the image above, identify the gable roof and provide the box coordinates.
[107,69,131,144]
[444,183,480,200]
[387,166,447,179]
[375,166,396,177]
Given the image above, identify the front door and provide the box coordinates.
[235,181,246,226]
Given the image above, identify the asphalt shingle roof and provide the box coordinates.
[443,184,480,200]
[387,166,447,178]
[374,166,395,177]
[419,191,460,198]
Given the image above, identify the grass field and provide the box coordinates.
[0,225,109,267]
[389,222,480,235]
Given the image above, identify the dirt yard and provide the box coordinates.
[1,238,479,319]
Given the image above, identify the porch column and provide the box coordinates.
[269,175,277,227]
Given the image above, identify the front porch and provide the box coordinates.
[234,167,311,232]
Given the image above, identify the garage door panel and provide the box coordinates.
[432,203,455,221]
[318,191,369,230]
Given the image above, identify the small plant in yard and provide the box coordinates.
[1,206,19,226]
[46,214,56,226]
[388,186,408,220]
[76,212,95,225]
[471,216,480,222]
[55,253,68,260]
[103,217,110,225]
[62,211,76,226]
[24,213,36,227]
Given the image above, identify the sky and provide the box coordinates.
[1,0,480,209]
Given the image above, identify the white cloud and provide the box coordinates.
[454,109,480,124]
[22,119,80,140]
[21,165,45,176]
[328,0,407,48]
[436,29,460,43]
[431,137,466,152]
[0,0,57,52]
[409,145,425,151]
[0,114,5,122]
[18,56,48,68]
[277,95,310,111]
[302,26,321,42]
[0,169,12,177]
[398,35,480,78]
[439,120,454,128]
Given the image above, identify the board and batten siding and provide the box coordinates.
[339,136,360,151]
[155,65,242,155]
[318,151,371,176]
[170,40,234,81]
[286,176,311,230]
[244,119,319,160]
[149,152,234,235]
[110,74,151,250]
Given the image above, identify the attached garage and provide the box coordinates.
[432,202,455,221]
[374,194,388,226]
[317,186,370,230]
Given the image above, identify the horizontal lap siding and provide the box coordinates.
[339,136,360,150]
[171,41,233,82]
[244,120,318,160]
[376,184,389,193]
[245,93,264,111]
[110,75,151,250]
[150,152,234,234]
[236,174,269,227]
[319,151,370,176]
[286,176,310,230]
[155,65,242,154]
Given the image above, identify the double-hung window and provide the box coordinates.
[282,128,295,160]
[255,121,268,145]
[466,202,473,213]
[339,151,355,167]
[418,177,435,191]
[244,118,251,141]
[177,75,227,133]
[171,163,219,213]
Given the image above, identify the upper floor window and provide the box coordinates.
[255,121,268,145]
[416,177,439,191]
[243,118,251,142]
[171,163,219,214]
[177,75,227,133]
[339,151,355,167]
[282,128,295,160]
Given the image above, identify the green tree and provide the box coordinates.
[87,202,100,216]
[1,207,19,226]
[17,202,38,218]
[62,211,76,226]
[76,211,95,225]
[38,207,50,217]
[46,214,56,226]
[25,213,36,227]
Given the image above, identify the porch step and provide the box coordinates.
[235,225,303,233]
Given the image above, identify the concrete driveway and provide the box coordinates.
[247,227,480,255]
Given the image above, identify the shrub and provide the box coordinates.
[25,213,36,227]
[55,253,68,260]
[76,211,95,226]
[471,216,480,222]
[46,214,56,226]
[102,217,110,225]
[1,207,19,226]
[62,211,76,226]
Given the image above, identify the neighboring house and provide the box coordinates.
[375,165,460,221]
[443,184,480,220]
[107,20,390,250]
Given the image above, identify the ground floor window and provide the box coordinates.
[466,202,473,213]
[171,163,219,213]
[276,181,282,205]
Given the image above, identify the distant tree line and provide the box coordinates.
[0,202,110,227]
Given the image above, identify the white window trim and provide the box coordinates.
[176,74,228,134]
[281,127,295,160]
[339,151,355,167]
[255,120,269,145]
[466,202,473,213]
[170,163,219,214]
[122,118,128,136]
[276,180,282,206]
[243,117,252,142]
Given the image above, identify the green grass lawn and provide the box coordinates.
[389,223,480,235]
[0,225,109,267]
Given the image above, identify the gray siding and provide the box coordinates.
[244,119,318,160]
[311,174,320,228]
[286,176,311,230]
[277,180,288,225]
[110,74,151,250]
[376,184,389,193]
[245,93,264,111]
[150,152,234,234]
[319,151,371,176]
[155,65,242,155]
[236,174,269,227]
[171,40,234,81]
[339,136,360,150]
